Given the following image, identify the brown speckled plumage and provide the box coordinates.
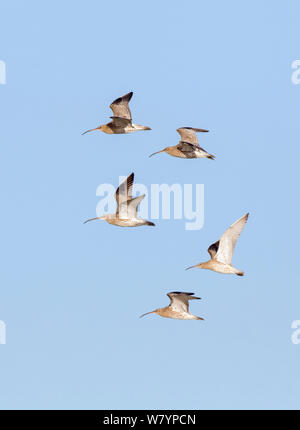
[84,173,155,228]
[82,92,151,135]
[140,292,204,320]
[186,213,249,275]
[149,127,214,159]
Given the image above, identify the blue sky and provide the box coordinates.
[0,0,299,410]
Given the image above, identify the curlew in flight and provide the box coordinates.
[82,92,151,135]
[149,127,214,159]
[140,292,204,320]
[84,173,155,227]
[186,213,249,276]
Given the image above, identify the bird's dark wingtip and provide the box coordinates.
[146,221,155,226]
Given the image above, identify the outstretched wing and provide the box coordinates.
[178,141,213,159]
[118,195,145,219]
[115,173,134,211]
[177,127,209,145]
[109,117,132,128]
[177,141,198,158]
[110,92,133,120]
[207,240,220,259]
[215,213,249,264]
[167,292,200,313]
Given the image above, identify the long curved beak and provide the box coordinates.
[185,264,199,271]
[139,310,156,318]
[83,216,105,224]
[81,127,98,135]
[149,149,165,158]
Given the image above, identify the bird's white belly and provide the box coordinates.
[214,262,236,274]
[180,312,196,320]
[171,311,195,320]
[123,125,138,133]
[194,152,205,158]
[125,124,145,133]
[107,218,143,227]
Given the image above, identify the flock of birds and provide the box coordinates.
[83,92,249,321]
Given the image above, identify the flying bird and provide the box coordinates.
[149,127,214,159]
[82,92,151,135]
[186,213,249,276]
[84,173,155,227]
[140,292,204,320]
